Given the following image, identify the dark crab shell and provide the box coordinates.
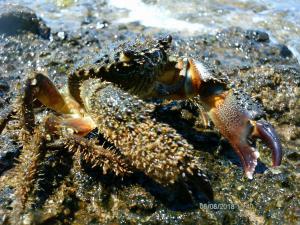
[68,35,176,104]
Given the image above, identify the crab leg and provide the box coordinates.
[44,129,131,176]
[10,72,130,222]
[63,134,131,176]
[10,121,48,224]
[22,72,129,176]
[27,72,73,114]
[45,115,95,137]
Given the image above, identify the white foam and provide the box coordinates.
[108,0,300,63]
[108,0,209,35]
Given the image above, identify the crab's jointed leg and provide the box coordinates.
[7,73,73,222]
[24,72,131,175]
[26,73,72,113]
[63,134,130,176]
[8,72,132,223]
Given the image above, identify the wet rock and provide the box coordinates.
[121,185,156,213]
[0,135,19,175]
[0,186,13,208]
[0,80,9,92]
[0,80,9,100]
[280,45,293,58]
[245,30,269,42]
[286,151,300,161]
[0,3,50,39]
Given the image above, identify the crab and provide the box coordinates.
[0,35,282,221]
[63,34,281,179]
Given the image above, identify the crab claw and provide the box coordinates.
[205,90,282,179]
[173,58,283,178]
[252,120,282,167]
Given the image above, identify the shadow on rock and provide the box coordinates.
[81,158,213,212]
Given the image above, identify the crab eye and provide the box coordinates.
[157,35,173,49]
[165,34,172,43]
[120,50,135,63]
[124,49,135,57]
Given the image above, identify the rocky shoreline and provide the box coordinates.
[0,3,299,225]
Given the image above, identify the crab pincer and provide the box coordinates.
[183,59,283,178]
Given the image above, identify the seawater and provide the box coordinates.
[3,0,300,62]
[109,0,300,62]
